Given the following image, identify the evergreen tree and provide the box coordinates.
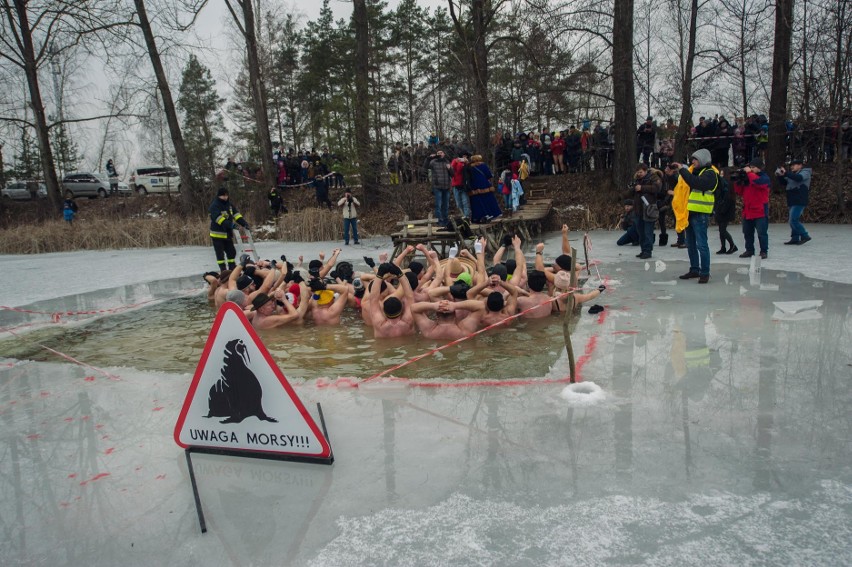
[391,0,428,146]
[177,54,225,180]
[50,124,79,178]
[228,71,258,163]
[266,13,305,152]
[13,127,41,180]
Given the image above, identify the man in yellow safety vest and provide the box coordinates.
[669,149,719,284]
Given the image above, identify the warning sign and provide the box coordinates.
[174,302,332,462]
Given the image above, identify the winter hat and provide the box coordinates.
[488,263,508,281]
[691,149,712,168]
[455,272,473,286]
[748,158,765,169]
[217,187,229,197]
[554,254,573,271]
[236,274,253,290]
[449,282,470,299]
[251,293,274,312]
[486,291,505,312]
[382,296,403,319]
[553,271,572,291]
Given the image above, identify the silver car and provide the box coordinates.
[62,172,129,198]
[2,181,47,200]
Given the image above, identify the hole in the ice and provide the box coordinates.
[572,384,596,394]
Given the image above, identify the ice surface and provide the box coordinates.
[1,223,851,566]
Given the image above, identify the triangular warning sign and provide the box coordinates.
[174,302,332,463]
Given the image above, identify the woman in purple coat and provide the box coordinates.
[467,155,502,223]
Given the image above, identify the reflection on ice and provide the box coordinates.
[2,234,852,564]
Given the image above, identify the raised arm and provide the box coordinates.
[394,245,415,267]
[320,248,341,278]
[561,224,571,255]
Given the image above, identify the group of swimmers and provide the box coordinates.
[203,225,607,338]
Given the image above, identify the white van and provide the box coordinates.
[128,166,181,195]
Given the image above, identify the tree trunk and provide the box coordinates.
[767,0,794,173]
[675,0,699,159]
[13,1,62,211]
[471,0,490,156]
[353,0,378,202]
[612,0,637,186]
[134,0,196,212]
[229,0,276,191]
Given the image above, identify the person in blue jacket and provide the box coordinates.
[776,158,812,245]
[209,187,249,271]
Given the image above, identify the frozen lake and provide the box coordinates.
[1,224,851,566]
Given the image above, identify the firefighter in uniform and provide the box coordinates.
[209,187,249,271]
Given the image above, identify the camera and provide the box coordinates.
[729,169,748,184]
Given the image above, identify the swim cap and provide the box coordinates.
[505,259,517,275]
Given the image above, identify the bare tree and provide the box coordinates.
[132,0,198,211]
[353,0,379,201]
[1,1,75,209]
[612,0,637,185]
[766,0,794,171]
[224,0,276,191]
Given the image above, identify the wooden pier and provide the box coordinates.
[390,192,553,258]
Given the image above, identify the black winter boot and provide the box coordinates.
[659,233,669,246]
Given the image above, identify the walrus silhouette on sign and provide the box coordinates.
[206,339,278,424]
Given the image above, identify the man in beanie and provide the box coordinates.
[209,187,250,271]
[733,158,770,259]
[776,158,812,245]
[670,148,719,283]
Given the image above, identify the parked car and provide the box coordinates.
[128,166,181,195]
[61,172,129,198]
[2,181,47,200]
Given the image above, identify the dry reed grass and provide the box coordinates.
[276,207,342,242]
[0,217,208,254]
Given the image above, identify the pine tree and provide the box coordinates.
[50,124,79,178]
[13,127,41,180]
[177,54,225,181]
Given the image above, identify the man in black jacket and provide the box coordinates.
[776,159,812,245]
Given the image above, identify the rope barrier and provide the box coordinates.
[0,288,204,335]
[2,327,121,381]
[362,288,584,384]
[224,169,340,189]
